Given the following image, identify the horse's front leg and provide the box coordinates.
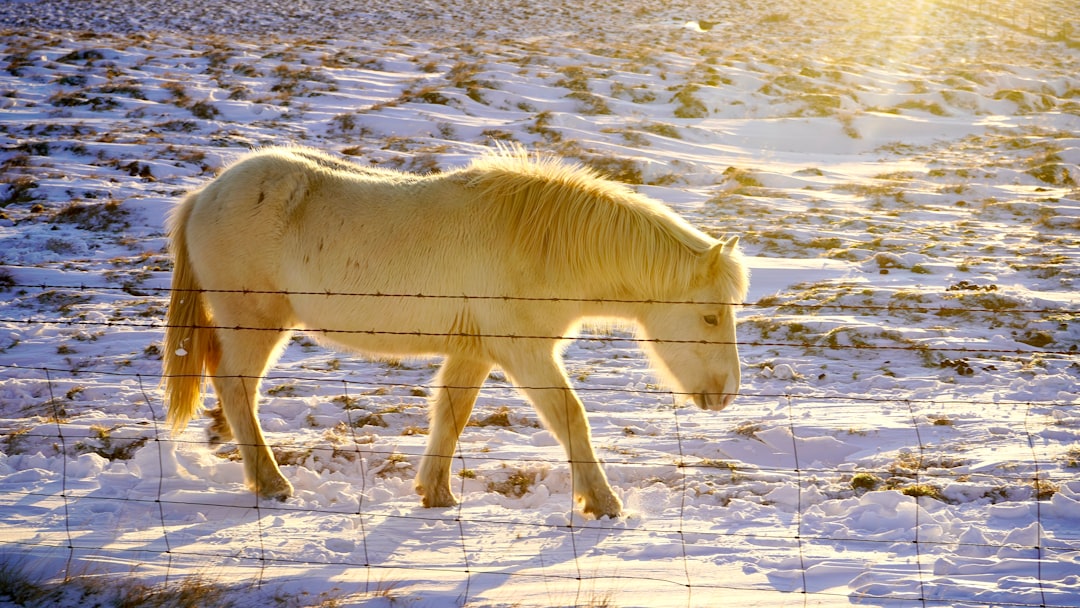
[503,353,622,518]
[415,356,491,508]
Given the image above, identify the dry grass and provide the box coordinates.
[0,560,238,608]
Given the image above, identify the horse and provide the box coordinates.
[162,145,749,518]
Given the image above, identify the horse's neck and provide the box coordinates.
[577,297,641,322]
[571,273,677,322]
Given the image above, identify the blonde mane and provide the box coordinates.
[458,149,736,300]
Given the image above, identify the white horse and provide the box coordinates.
[163,146,748,518]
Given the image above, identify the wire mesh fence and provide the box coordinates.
[1,280,1078,606]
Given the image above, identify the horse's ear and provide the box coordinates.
[708,236,739,258]
[721,236,739,254]
[703,236,738,273]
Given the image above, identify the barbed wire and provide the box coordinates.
[3,315,1076,358]
[4,280,1079,316]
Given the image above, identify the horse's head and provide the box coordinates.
[638,237,748,411]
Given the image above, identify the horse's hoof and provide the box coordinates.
[582,494,623,519]
[261,488,293,502]
[256,477,294,501]
[418,487,460,508]
[420,493,460,508]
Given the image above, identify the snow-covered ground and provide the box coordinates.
[1,0,1078,606]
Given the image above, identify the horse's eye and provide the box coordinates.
[703,314,718,326]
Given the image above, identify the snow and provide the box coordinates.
[0,0,1078,606]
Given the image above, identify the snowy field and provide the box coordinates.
[1,0,1078,606]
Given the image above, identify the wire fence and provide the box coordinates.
[4,281,1079,355]
[1,279,1078,606]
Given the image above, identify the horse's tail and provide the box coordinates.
[162,192,219,434]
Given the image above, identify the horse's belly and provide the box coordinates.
[288,294,472,358]
[311,329,444,358]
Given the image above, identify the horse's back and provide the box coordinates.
[282,172,510,326]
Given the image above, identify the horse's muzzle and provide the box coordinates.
[693,391,735,411]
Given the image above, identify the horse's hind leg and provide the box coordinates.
[502,352,622,518]
[416,356,491,508]
[209,325,293,500]
[203,341,234,445]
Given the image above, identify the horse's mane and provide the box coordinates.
[458,148,743,300]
